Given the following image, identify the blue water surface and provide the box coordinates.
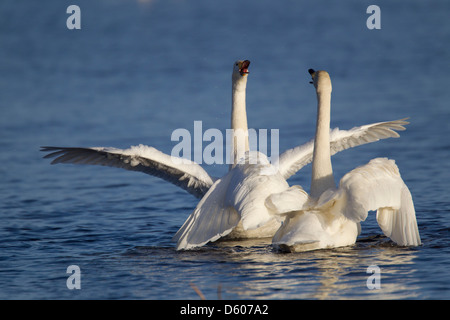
[0,0,449,299]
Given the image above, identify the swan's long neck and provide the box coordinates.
[310,89,335,198]
[230,77,249,168]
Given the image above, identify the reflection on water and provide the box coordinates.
[125,237,420,300]
[221,240,420,300]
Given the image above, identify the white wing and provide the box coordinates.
[41,145,215,199]
[334,157,421,246]
[173,172,240,250]
[277,119,409,180]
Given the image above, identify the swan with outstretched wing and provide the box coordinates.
[270,70,421,252]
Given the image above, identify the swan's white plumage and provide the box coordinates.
[272,70,420,252]
[172,173,240,250]
[276,119,409,180]
[174,151,292,250]
[227,152,289,230]
[273,211,360,252]
[265,186,309,215]
[376,182,420,246]
[272,158,421,251]
[41,144,215,198]
[325,158,420,246]
[337,157,404,222]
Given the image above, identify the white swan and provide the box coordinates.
[270,69,421,252]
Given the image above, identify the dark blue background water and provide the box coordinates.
[0,0,449,299]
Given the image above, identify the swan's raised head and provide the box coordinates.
[309,69,332,94]
[233,60,250,77]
